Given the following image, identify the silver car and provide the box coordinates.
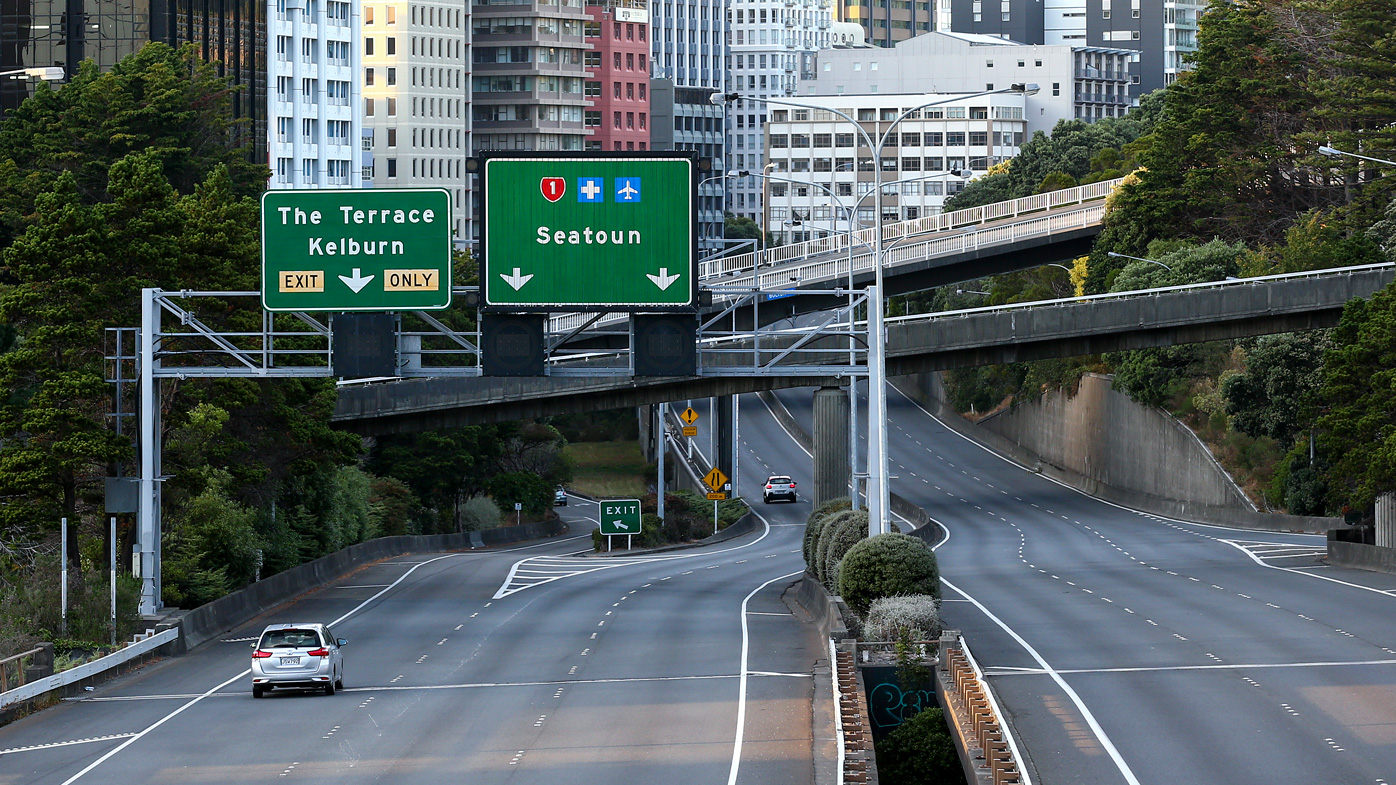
[251,623,347,698]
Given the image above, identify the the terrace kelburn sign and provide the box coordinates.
[261,188,453,313]
[479,152,697,311]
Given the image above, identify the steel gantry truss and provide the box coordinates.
[109,286,871,615]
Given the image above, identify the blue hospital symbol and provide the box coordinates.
[578,177,604,202]
[615,177,642,202]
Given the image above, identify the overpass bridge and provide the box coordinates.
[550,177,1122,335]
[332,263,1394,432]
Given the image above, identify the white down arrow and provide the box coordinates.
[646,268,681,291]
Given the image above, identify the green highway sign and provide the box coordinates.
[481,153,695,310]
[599,499,643,536]
[261,188,453,312]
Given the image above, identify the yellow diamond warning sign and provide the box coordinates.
[680,407,700,425]
[703,467,728,493]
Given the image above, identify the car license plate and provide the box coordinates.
[280,656,300,665]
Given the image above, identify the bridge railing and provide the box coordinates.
[699,177,1123,278]
[889,262,1396,327]
[551,201,1111,335]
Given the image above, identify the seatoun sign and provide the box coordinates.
[480,152,697,310]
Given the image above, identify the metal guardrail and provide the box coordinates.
[889,262,1396,328]
[0,628,178,709]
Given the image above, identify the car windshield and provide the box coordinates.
[770,477,792,484]
[260,629,321,649]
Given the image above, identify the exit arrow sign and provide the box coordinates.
[599,499,642,536]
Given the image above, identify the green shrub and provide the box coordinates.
[802,497,850,566]
[822,511,869,592]
[864,595,941,642]
[459,496,501,532]
[875,707,963,785]
[837,533,940,615]
[814,509,861,584]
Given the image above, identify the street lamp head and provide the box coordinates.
[1317,145,1340,157]
[710,92,741,105]
[1106,251,1124,258]
[1,66,64,81]
[1011,82,1040,96]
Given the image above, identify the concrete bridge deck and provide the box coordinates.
[333,264,1393,433]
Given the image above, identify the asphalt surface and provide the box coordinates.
[774,384,1396,785]
[0,408,825,785]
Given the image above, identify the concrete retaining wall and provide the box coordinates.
[895,372,1338,533]
[179,519,566,652]
[1327,537,1396,574]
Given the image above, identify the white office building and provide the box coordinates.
[763,92,1028,241]
[361,0,472,243]
[808,31,1135,133]
[724,0,835,225]
[269,0,366,189]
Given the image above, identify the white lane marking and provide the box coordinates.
[493,522,773,599]
[984,659,1396,676]
[59,552,461,785]
[0,734,139,756]
[727,566,805,785]
[943,575,1141,785]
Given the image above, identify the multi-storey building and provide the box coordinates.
[763,91,1028,241]
[1,0,267,158]
[724,0,834,225]
[809,31,1134,131]
[362,0,472,240]
[1087,0,1202,95]
[583,0,651,151]
[838,0,932,48]
[470,0,591,153]
[944,0,1205,100]
[268,0,364,189]
[649,0,725,254]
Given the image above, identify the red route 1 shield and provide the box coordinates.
[540,177,565,202]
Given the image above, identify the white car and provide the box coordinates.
[763,475,797,503]
[251,623,347,698]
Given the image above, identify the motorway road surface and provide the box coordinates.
[0,412,826,785]
[771,384,1396,784]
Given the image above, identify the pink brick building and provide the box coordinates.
[584,1,651,151]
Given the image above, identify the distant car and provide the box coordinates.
[251,623,346,698]
[554,486,568,506]
[763,475,797,504]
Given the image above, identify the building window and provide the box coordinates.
[387,128,397,147]
[365,68,374,86]
[1052,82,1060,96]
[388,98,397,116]
[365,97,375,116]
[614,52,622,69]
[386,5,395,23]
[387,67,397,85]
[387,37,396,54]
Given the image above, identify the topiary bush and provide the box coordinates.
[822,511,869,592]
[837,533,940,615]
[863,594,941,642]
[803,497,850,568]
[814,509,862,584]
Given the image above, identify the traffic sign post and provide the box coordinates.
[262,189,453,312]
[681,407,699,436]
[480,153,696,310]
[600,498,642,552]
[703,467,728,494]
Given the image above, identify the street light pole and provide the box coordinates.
[1318,145,1396,169]
[714,84,1038,537]
[1106,251,1173,272]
